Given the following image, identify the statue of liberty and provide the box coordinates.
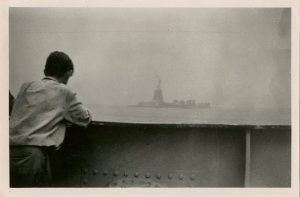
[152,75,164,106]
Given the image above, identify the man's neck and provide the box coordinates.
[44,76,58,82]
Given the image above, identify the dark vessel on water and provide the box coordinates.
[129,75,211,109]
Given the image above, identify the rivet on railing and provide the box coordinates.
[156,174,161,179]
[83,169,88,174]
[190,174,196,181]
[93,169,98,175]
[123,171,129,177]
[83,179,88,184]
[113,171,119,176]
[134,172,139,178]
[145,173,151,179]
[179,174,184,180]
[168,174,173,180]
[102,170,108,176]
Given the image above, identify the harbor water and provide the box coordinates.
[86,104,290,125]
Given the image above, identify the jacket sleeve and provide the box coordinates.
[64,90,92,127]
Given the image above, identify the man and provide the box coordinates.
[9,51,92,187]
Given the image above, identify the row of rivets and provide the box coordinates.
[84,169,196,181]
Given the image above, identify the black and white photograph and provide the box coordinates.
[2,1,299,196]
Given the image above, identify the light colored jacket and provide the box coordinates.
[10,76,92,148]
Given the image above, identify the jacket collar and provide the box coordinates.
[43,76,59,82]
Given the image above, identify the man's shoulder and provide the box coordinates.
[40,79,70,92]
[55,83,77,97]
[22,81,34,86]
[21,79,78,98]
[51,82,76,96]
[24,80,75,94]
[20,81,35,90]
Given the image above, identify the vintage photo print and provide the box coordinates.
[1,1,299,197]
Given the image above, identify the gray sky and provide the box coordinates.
[9,8,290,110]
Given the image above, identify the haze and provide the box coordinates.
[9,8,291,110]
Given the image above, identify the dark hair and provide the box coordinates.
[44,51,74,77]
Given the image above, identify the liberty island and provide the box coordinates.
[129,75,211,109]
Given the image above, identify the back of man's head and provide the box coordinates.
[44,51,74,77]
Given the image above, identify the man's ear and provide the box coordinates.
[66,70,73,77]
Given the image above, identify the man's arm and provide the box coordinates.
[64,91,92,127]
